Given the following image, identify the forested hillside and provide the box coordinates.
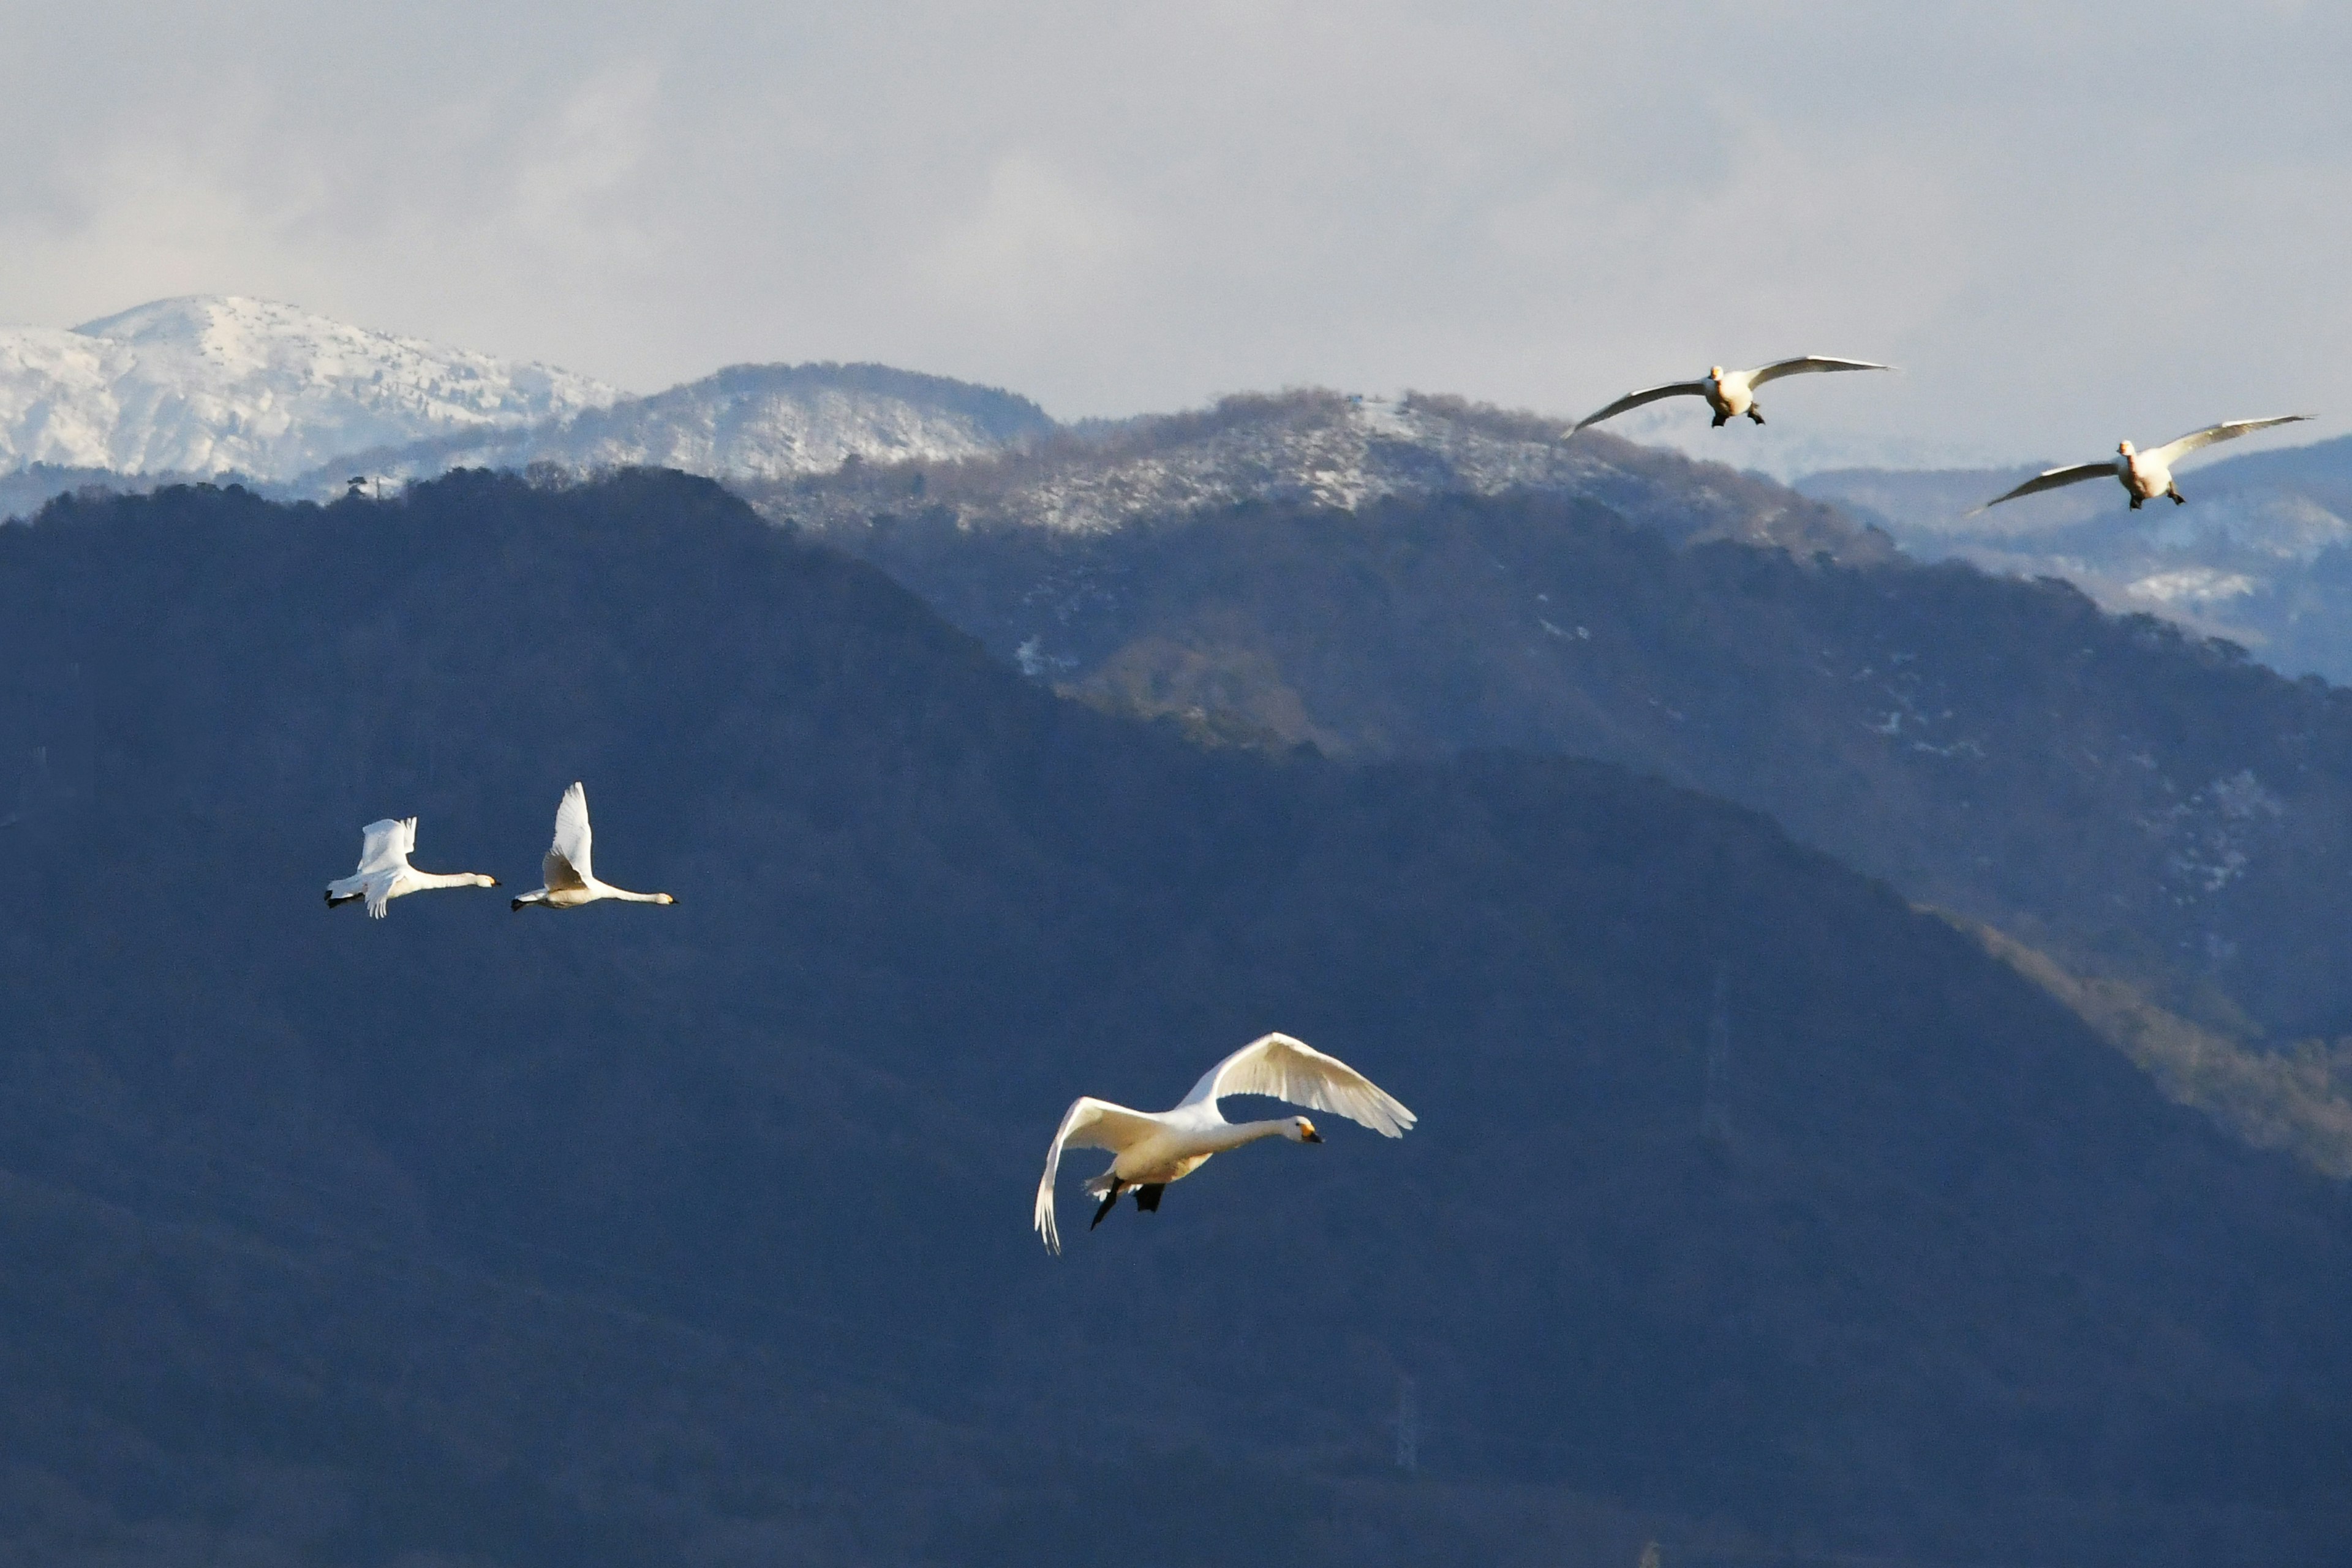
[0,472,2345,1566]
[794,486,2352,1054]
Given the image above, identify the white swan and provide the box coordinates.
[324,817,497,919]
[509,782,677,911]
[1033,1031,1415,1253]
[1572,357,1891,432]
[1972,416,2312,513]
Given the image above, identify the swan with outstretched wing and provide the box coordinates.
[324,816,497,919]
[1034,1031,1415,1253]
[1972,416,2311,513]
[1572,356,1891,432]
[510,782,677,911]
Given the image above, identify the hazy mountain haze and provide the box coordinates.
[5,3,2346,470]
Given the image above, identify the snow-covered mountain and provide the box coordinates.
[743,388,1888,564]
[0,296,619,482]
[0,298,1877,572]
[320,361,1052,490]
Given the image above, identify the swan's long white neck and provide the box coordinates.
[599,885,671,904]
[412,870,494,891]
[1206,1117,1298,1153]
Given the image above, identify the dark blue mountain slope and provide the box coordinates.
[0,470,2343,1566]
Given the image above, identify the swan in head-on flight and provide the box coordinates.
[1972,416,2312,513]
[1572,357,1891,433]
[1033,1031,1415,1253]
[325,818,497,919]
[510,782,677,911]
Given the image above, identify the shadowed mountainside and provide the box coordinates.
[789,486,2352,1055]
[0,472,2346,1565]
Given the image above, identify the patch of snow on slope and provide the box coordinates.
[0,296,619,481]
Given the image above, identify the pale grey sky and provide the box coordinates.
[4,1,2345,472]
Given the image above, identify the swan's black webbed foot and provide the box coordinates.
[2130,497,2144,510]
[2171,491,2186,505]
[1710,411,1729,428]
[1747,408,1765,424]
[1134,1183,1166,1213]
[1090,1182,1123,1229]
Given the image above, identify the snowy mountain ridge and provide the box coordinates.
[1,298,1873,573]
[747,388,1887,564]
[323,361,1054,492]
[0,296,620,481]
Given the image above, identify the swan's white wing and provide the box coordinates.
[2147,415,2310,469]
[355,819,407,875]
[1572,380,1710,431]
[546,782,592,889]
[1743,356,1891,387]
[1035,1096,1161,1254]
[1969,461,2118,513]
[363,872,398,919]
[398,816,418,858]
[1178,1032,1417,1138]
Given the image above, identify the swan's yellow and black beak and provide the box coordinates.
[1300,1119,1323,1144]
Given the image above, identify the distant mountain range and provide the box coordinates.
[11,300,2352,1073]
[15,298,2351,693]
[0,298,1053,510]
[1800,435,2352,682]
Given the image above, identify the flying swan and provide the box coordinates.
[1572,357,1891,432]
[1033,1031,1415,1253]
[1972,416,2312,513]
[510,782,677,911]
[325,817,497,919]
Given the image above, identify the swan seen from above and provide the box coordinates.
[1033,1031,1415,1253]
[1572,357,1891,433]
[510,782,677,911]
[325,817,498,919]
[1972,415,2312,513]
